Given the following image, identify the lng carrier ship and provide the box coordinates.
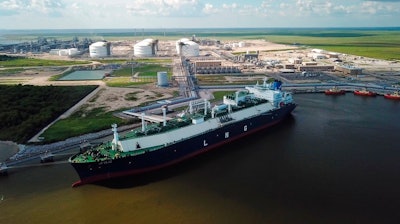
[69,80,296,187]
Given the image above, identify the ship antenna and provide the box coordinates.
[162,107,167,127]
[141,113,146,132]
[111,124,119,151]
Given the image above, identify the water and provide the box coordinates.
[58,70,109,81]
[1,93,399,223]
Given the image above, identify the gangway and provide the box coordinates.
[123,112,172,123]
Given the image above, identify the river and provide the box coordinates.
[1,93,399,224]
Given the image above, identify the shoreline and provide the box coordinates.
[0,141,19,162]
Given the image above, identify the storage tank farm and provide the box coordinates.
[134,39,158,57]
[89,41,111,58]
[176,38,199,57]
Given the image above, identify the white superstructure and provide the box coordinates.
[134,39,158,57]
[176,38,199,57]
[89,41,111,58]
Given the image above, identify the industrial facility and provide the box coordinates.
[89,41,111,58]
[134,39,158,57]
[176,38,199,57]
[49,48,80,56]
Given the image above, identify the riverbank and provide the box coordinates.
[0,141,19,162]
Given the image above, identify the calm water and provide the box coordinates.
[1,93,399,224]
[59,70,108,81]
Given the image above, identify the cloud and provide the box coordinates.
[364,0,400,2]
[0,0,65,16]
[203,3,218,14]
[126,0,204,17]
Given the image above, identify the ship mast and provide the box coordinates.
[111,124,119,151]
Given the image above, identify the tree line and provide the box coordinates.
[0,84,97,143]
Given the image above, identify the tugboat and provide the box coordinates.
[325,86,345,95]
[384,91,400,100]
[354,89,377,97]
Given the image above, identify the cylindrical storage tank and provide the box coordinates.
[58,49,69,56]
[176,38,199,57]
[68,48,79,56]
[89,41,111,58]
[157,71,168,87]
[134,39,157,57]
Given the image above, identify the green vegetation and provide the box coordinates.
[92,58,172,65]
[40,107,133,142]
[105,63,172,87]
[105,77,151,87]
[92,59,129,64]
[211,91,235,102]
[0,85,98,143]
[0,55,89,67]
[133,58,172,64]
[0,68,25,75]
[196,75,227,85]
[196,75,265,86]
[124,91,144,101]
[263,29,400,60]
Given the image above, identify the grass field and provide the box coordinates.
[40,107,132,142]
[0,55,89,67]
[257,29,400,60]
[105,63,172,87]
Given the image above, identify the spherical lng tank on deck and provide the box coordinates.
[134,39,158,57]
[176,38,199,57]
[157,71,168,87]
[89,41,111,58]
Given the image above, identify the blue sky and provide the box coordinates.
[0,0,399,29]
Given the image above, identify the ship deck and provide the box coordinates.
[71,142,163,163]
[71,96,269,164]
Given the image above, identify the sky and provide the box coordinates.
[0,0,399,29]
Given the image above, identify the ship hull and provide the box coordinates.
[325,90,345,95]
[70,103,296,187]
[354,90,376,97]
[384,94,400,100]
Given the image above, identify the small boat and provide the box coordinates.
[384,91,400,100]
[354,89,377,97]
[325,86,345,95]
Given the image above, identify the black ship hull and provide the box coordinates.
[70,103,296,187]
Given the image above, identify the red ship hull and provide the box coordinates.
[384,94,400,100]
[354,90,377,97]
[325,90,345,95]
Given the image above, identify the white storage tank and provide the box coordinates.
[238,41,247,47]
[68,48,79,56]
[157,71,168,87]
[89,41,111,58]
[58,49,69,56]
[176,38,199,57]
[134,39,158,57]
